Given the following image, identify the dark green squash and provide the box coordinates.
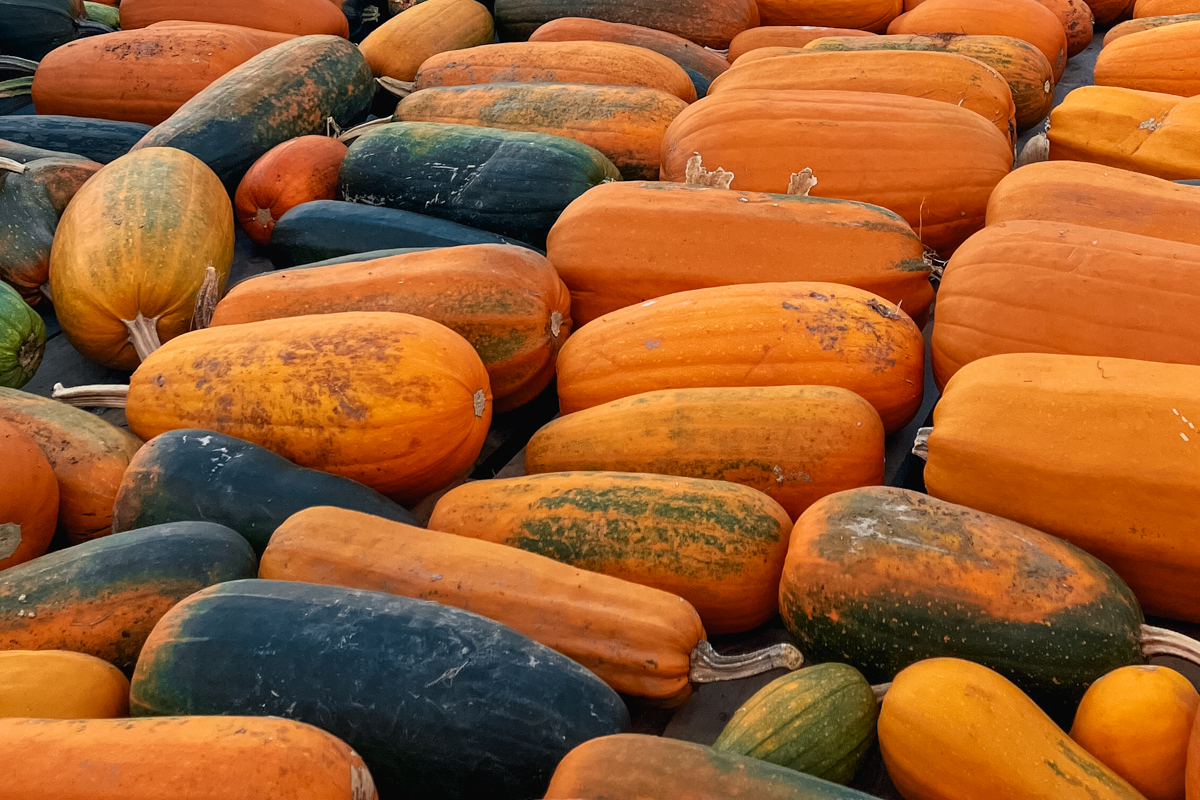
[338,122,620,247]
[133,35,374,190]
[0,115,149,163]
[0,137,83,163]
[112,429,418,554]
[129,579,630,800]
[0,280,42,388]
[0,0,107,61]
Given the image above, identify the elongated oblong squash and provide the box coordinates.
[210,246,569,412]
[130,579,629,800]
[525,386,885,520]
[923,353,1200,622]
[0,115,151,164]
[1,716,377,800]
[0,0,95,61]
[428,471,793,634]
[879,659,1145,800]
[1092,0,1138,24]
[0,419,57,569]
[1096,20,1200,96]
[145,20,299,48]
[659,90,1013,255]
[234,135,347,246]
[359,0,495,82]
[556,282,925,433]
[727,26,877,62]
[1105,12,1200,44]
[396,83,687,180]
[757,0,901,29]
[493,0,760,49]
[0,650,129,718]
[119,0,349,37]
[1137,0,1200,16]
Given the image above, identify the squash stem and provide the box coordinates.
[1141,624,1200,666]
[191,266,220,331]
[52,382,129,408]
[121,312,163,362]
[0,156,26,175]
[688,640,803,684]
[337,117,394,144]
[872,682,891,703]
[912,427,932,460]
[376,77,416,99]
[38,283,52,304]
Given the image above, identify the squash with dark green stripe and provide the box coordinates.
[0,115,150,163]
[0,280,43,388]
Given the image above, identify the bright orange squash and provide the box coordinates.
[0,651,130,718]
[1034,0,1094,57]
[1137,0,1200,16]
[1104,13,1200,44]
[233,135,347,246]
[753,0,903,30]
[360,0,495,81]
[119,0,350,36]
[0,419,58,570]
[1091,0,1138,24]
[726,26,877,62]
[1096,20,1200,96]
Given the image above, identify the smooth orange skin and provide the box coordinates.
[710,50,1016,144]
[659,89,1013,256]
[209,245,571,411]
[1072,665,1198,800]
[413,41,697,102]
[1091,0,1139,24]
[261,506,706,703]
[360,0,494,81]
[1137,0,1200,16]
[0,716,377,800]
[0,420,58,570]
[495,0,760,49]
[1034,0,1094,57]
[1105,13,1200,45]
[555,281,925,434]
[546,180,932,327]
[753,0,903,30]
[727,26,876,62]
[120,0,349,37]
[924,353,1200,622]
[880,658,1145,800]
[1184,697,1200,799]
[146,21,300,49]
[126,312,492,504]
[1096,21,1200,96]
[233,135,347,246]
[528,17,731,81]
[0,650,129,719]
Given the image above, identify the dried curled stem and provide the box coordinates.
[191,266,220,331]
[376,76,416,99]
[337,117,395,144]
[1141,624,1200,666]
[0,156,26,174]
[912,427,932,460]
[688,640,803,683]
[872,682,891,703]
[786,168,818,196]
[52,383,129,408]
[684,153,734,189]
[120,312,163,362]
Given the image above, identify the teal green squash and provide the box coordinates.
[82,1,117,27]
[0,0,106,61]
[0,115,149,163]
[0,281,43,388]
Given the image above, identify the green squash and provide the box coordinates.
[82,0,117,27]
[0,0,92,60]
[0,115,150,163]
[0,280,43,388]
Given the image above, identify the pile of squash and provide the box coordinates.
[5,0,1200,797]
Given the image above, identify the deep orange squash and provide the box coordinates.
[1137,0,1200,16]
[753,0,903,31]
[1096,20,1200,96]
[0,419,58,570]
[0,650,130,718]
[493,0,760,49]
[233,135,347,246]
[1033,0,1094,57]
[119,0,350,37]
[726,26,877,62]
[1091,0,1138,24]
[360,0,495,81]
[1104,13,1200,45]
[146,20,300,49]
[527,17,731,82]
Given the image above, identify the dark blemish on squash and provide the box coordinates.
[645,340,661,350]
[1043,761,1082,786]
[1055,740,1130,790]
[868,299,902,320]
[807,292,828,302]
[782,301,801,311]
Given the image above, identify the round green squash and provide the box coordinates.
[0,280,43,388]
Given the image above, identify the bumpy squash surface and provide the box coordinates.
[0,650,129,718]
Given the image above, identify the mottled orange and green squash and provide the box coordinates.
[0,419,58,570]
[119,0,350,36]
[525,386,885,520]
[754,0,903,30]
[126,312,492,504]
[1,716,377,799]
[234,136,347,247]
[880,659,1145,800]
[1091,0,1138,25]
[209,246,568,412]
[493,0,760,49]
[360,0,494,81]
[427,472,793,634]
[0,650,130,718]
[555,282,925,434]
[1104,13,1200,45]
[727,27,877,62]
[1096,20,1200,96]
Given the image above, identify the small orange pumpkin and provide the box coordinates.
[0,418,58,570]
[234,136,347,246]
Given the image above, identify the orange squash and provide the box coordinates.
[545,180,932,327]
[659,89,1013,255]
[1096,21,1200,96]
[0,419,58,570]
[1034,0,1094,57]
[753,0,903,31]
[524,386,885,520]
[234,135,347,246]
[0,650,130,718]
[888,0,1067,82]
[1091,0,1138,24]
[209,245,570,412]
[119,0,350,37]
[360,0,495,81]
[125,312,492,504]
[932,220,1200,388]
[146,20,300,49]
[411,41,697,102]
[922,353,1200,622]
[493,0,760,49]
[709,50,1016,144]
[1072,665,1198,800]
[396,83,688,180]
[427,471,793,634]
[727,26,877,62]
[555,282,925,433]
[1104,13,1200,45]
[1137,0,1200,16]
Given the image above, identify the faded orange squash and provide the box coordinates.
[1104,13,1200,45]
[726,26,877,62]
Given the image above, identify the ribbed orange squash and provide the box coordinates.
[888,0,1067,82]
[0,419,58,570]
[525,386,885,520]
[1091,0,1138,24]
[493,0,760,49]
[1104,13,1200,44]
[546,180,932,327]
[146,21,300,49]
[555,282,925,433]
[659,89,1013,255]
[360,0,495,81]
[412,41,697,102]
[234,135,347,246]
[726,26,877,62]
[753,0,903,31]
[396,83,688,180]
[209,245,570,412]
[120,0,350,37]
[0,651,130,719]
[709,50,1016,144]
[126,312,492,504]
[1096,21,1200,96]
[49,147,234,370]
[923,353,1200,622]
[1033,0,1094,57]
[528,17,731,82]
[1137,0,1200,16]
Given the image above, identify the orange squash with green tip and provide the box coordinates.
[1095,20,1200,96]
[0,419,58,570]
[234,135,347,246]
[359,0,494,81]
[726,26,877,62]
[0,650,130,718]
[119,0,350,37]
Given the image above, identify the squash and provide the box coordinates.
[0,650,129,718]
[547,181,932,327]
[32,27,279,126]
[0,115,151,163]
[119,0,349,37]
[1071,665,1198,800]
[337,122,620,248]
[712,664,877,784]
[49,147,233,370]
[0,419,57,570]
[709,50,1016,145]
[525,386,885,520]
[1105,13,1200,44]
[130,579,629,800]
[146,20,300,49]
[427,471,793,634]
[0,139,83,164]
[359,0,494,81]
[123,312,491,504]
[933,220,1200,388]
[1096,21,1200,96]
[0,521,255,670]
[210,245,570,412]
[82,1,117,26]
[493,0,760,49]
[234,135,347,246]
[555,282,925,433]
[727,27,877,62]
[804,34,1054,130]
[659,90,1013,255]
[133,36,373,190]
[1092,0,1138,24]
[879,658,1146,800]
[754,0,902,30]
[1137,0,1200,16]
[1,716,377,800]
[0,0,101,61]
[888,0,1067,82]
[113,429,417,555]
[544,734,881,800]
[921,353,1200,623]
[1032,0,1094,57]
[395,83,688,180]
[0,281,43,388]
